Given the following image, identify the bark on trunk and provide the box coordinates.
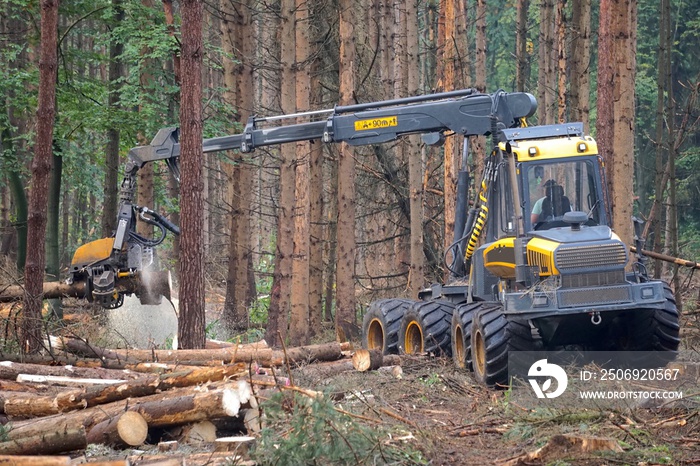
[59,341,349,367]
[0,426,86,456]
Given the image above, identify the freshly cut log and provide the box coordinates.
[0,456,71,466]
[213,436,255,453]
[86,411,148,448]
[0,273,171,304]
[16,374,126,385]
[352,349,383,371]
[0,380,41,391]
[0,426,87,455]
[58,341,349,367]
[173,420,217,444]
[0,360,141,381]
[58,339,138,363]
[206,339,268,350]
[242,408,263,433]
[352,350,401,372]
[4,364,247,418]
[0,282,87,302]
[124,362,203,374]
[5,383,248,442]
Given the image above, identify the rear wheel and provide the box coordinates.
[471,304,534,387]
[451,303,479,370]
[399,300,455,356]
[362,299,414,354]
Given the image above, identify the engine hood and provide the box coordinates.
[530,224,613,244]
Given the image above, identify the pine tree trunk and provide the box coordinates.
[515,0,530,92]
[597,0,636,248]
[556,0,567,123]
[308,63,324,334]
[406,0,424,296]
[290,0,311,346]
[336,0,358,342]
[178,0,206,349]
[21,0,58,354]
[102,0,124,237]
[569,0,591,131]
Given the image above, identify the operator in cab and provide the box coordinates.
[531,179,571,225]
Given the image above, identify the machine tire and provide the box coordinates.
[612,282,680,366]
[399,300,455,357]
[471,304,534,387]
[451,302,478,370]
[362,299,414,354]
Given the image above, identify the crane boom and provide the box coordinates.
[128,89,537,169]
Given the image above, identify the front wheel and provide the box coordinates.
[471,305,533,387]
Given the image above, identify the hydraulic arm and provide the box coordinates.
[69,88,536,309]
[128,88,536,164]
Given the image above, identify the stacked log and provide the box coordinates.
[0,338,408,463]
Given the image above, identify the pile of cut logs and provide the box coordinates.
[0,337,403,466]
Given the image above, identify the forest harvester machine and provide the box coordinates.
[66,88,679,387]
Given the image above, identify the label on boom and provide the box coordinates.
[354,116,398,131]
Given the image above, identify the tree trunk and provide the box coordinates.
[537,0,555,124]
[472,0,487,183]
[221,0,256,333]
[178,0,206,349]
[569,0,591,131]
[597,0,636,248]
[336,0,358,342]
[58,340,348,367]
[45,147,62,319]
[102,0,124,237]
[406,0,423,297]
[267,0,297,346]
[86,411,148,448]
[21,0,59,354]
[0,426,86,456]
[308,63,324,335]
[289,0,311,346]
[515,0,530,92]
[556,0,567,123]
[441,0,457,277]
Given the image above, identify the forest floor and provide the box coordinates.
[201,287,700,465]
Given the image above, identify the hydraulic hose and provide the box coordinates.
[465,185,489,261]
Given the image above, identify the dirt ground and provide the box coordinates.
[287,312,700,466]
[59,295,698,465]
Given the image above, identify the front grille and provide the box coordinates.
[561,270,626,288]
[555,242,627,271]
[558,285,631,308]
[528,250,554,276]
